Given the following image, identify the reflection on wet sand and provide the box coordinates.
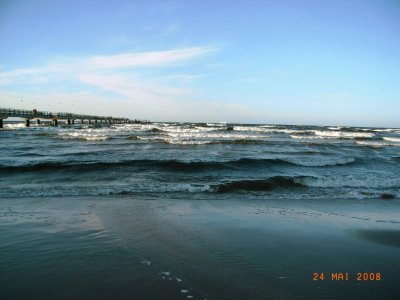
[354,229,400,248]
[1,196,400,299]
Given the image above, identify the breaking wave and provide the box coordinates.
[0,156,357,173]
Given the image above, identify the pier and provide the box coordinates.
[0,107,133,128]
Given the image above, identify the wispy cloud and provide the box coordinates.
[0,45,262,122]
[85,47,215,69]
[80,73,190,99]
[161,73,209,82]
[0,46,216,85]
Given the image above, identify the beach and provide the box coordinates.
[1,195,399,299]
[2,0,400,298]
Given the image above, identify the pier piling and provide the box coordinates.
[0,108,135,128]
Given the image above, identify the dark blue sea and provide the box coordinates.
[1,122,399,200]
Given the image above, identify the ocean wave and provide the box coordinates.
[2,173,399,197]
[314,130,374,139]
[289,135,324,140]
[207,123,226,127]
[126,135,140,140]
[160,132,269,145]
[383,137,400,143]
[0,156,357,173]
[0,176,308,197]
[161,139,213,145]
[297,175,400,189]
[35,132,53,137]
[356,141,400,148]
[327,126,342,130]
[372,128,399,133]
[161,126,227,134]
[234,126,311,135]
[161,138,267,145]
[1,123,26,130]
[283,157,356,167]
[212,176,306,193]
[57,132,109,141]
[0,158,274,172]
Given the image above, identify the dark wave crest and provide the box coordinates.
[212,176,306,193]
[147,128,164,133]
[0,158,287,173]
[210,139,267,145]
[0,156,357,173]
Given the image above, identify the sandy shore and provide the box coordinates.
[1,196,399,299]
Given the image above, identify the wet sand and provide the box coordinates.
[1,196,400,299]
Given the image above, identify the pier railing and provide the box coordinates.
[0,107,131,128]
[0,108,128,121]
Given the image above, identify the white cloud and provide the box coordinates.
[161,73,209,82]
[0,47,217,85]
[85,47,215,69]
[0,46,262,122]
[0,64,72,85]
[79,73,190,99]
[0,46,216,85]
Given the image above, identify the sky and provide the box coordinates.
[0,0,399,126]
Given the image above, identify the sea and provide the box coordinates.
[0,122,399,200]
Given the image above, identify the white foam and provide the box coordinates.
[372,128,399,133]
[58,132,109,141]
[356,141,399,147]
[314,130,374,139]
[383,137,400,143]
[166,132,264,139]
[3,123,26,129]
[290,135,311,140]
[162,132,268,145]
[284,157,355,167]
[327,127,342,130]
[297,176,400,188]
[234,126,310,135]
[163,139,212,145]
[157,184,213,193]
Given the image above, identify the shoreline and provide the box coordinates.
[1,196,400,299]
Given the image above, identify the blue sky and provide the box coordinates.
[0,0,399,126]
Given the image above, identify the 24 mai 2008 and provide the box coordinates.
[313,272,381,281]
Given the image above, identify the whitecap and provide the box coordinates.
[296,175,400,189]
[356,141,399,147]
[284,157,356,167]
[314,130,374,139]
[383,137,400,143]
[58,132,109,141]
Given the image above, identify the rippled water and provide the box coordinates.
[1,122,399,200]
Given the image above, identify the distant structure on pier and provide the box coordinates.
[0,107,148,128]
